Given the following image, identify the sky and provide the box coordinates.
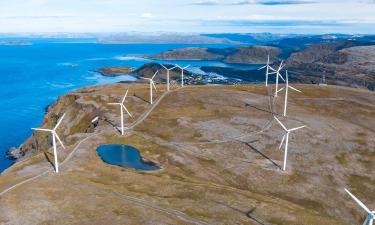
[0,0,374,34]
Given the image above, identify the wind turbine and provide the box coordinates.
[160,64,176,91]
[32,113,66,173]
[283,70,302,117]
[345,188,374,225]
[269,61,286,97]
[274,116,306,171]
[108,90,132,135]
[258,55,275,86]
[175,64,190,87]
[143,71,158,105]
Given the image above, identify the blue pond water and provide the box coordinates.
[96,144,160,171]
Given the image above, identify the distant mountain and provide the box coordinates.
[146,46,281,64]
[97,34,239,44]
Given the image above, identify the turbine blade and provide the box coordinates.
[54,113,66,130]
[32,128,53,132]
[279,134,286,150]
[344,188,371,214]
[278,73,285,82]
[289,86,302,93]
[54,133,65,149]
[274,116,288,131]
[152,81,157,91]
[169,66,177,70]
[269,66,276,71]
[152,70,159,79]
[160,64,167,70]
[122,89,129,104]
[276,87,285,93]
[108,103,121,105]
[183,65,190,69]
[258,65,267,70]
[122,105,132,117]
[269,71,277,75]
[288,125,306,132]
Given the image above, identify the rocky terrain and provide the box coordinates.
[95,66,134,76]
[285,43,375,90]
[146,46,281,64]
[0,82,374,225]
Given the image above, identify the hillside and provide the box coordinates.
[0,83,374,225]
[147,46,281,64]
[286,43,375,90]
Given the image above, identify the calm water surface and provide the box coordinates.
[97,144,160,171]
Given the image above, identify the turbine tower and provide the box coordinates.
[270,61,286,97]
[143,71,158,105]
[108,90,132,135]
[160,64,176,91]
[274,116,306,171]
[258,55,275,86]
[283,70,302,117]
[345,188,374,225]
[32,113,66,173]
[175,64,190,87]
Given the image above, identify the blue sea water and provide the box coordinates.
[0,38,245,173]
[97,144,160,171]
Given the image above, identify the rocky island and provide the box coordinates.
[95,66,134,76]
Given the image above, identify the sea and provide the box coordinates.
[0,38,259,173]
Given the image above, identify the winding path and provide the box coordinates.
[0,85,275,224]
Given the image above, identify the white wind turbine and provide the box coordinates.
[160,64,176,91]
[108,90,132,135]
[283,70,302,117]
[143,71,158,105]
[345,188,374,225]
[175,64,190,87]
[274,116,306,171]
[258,55,276,86]
[269,60,286,97]
[32,113,66,173]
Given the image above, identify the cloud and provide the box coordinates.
[141,13,153,19]
[192,0,220,5]
[192,0,316,5]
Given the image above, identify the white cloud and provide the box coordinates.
[141,13,154,19]
[0,0,374,34]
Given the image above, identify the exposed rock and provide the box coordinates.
[286,42,375,90]
[95,66,134,76]
[147,46,281,64]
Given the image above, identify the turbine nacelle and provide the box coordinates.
[274,116,306,171]
[142,71,158,104]
[108,90,132,135]
[31,113,66,173]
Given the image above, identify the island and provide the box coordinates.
[95,66,135,76]
[0,41,32,46]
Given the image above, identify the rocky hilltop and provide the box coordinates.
[1,83,374,225]
[286,42,375,90]
[132,62,192,82]
[147,46,281,64]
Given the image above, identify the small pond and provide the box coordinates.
[96,144,160,171]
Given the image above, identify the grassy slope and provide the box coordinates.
[0,84,374,225]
